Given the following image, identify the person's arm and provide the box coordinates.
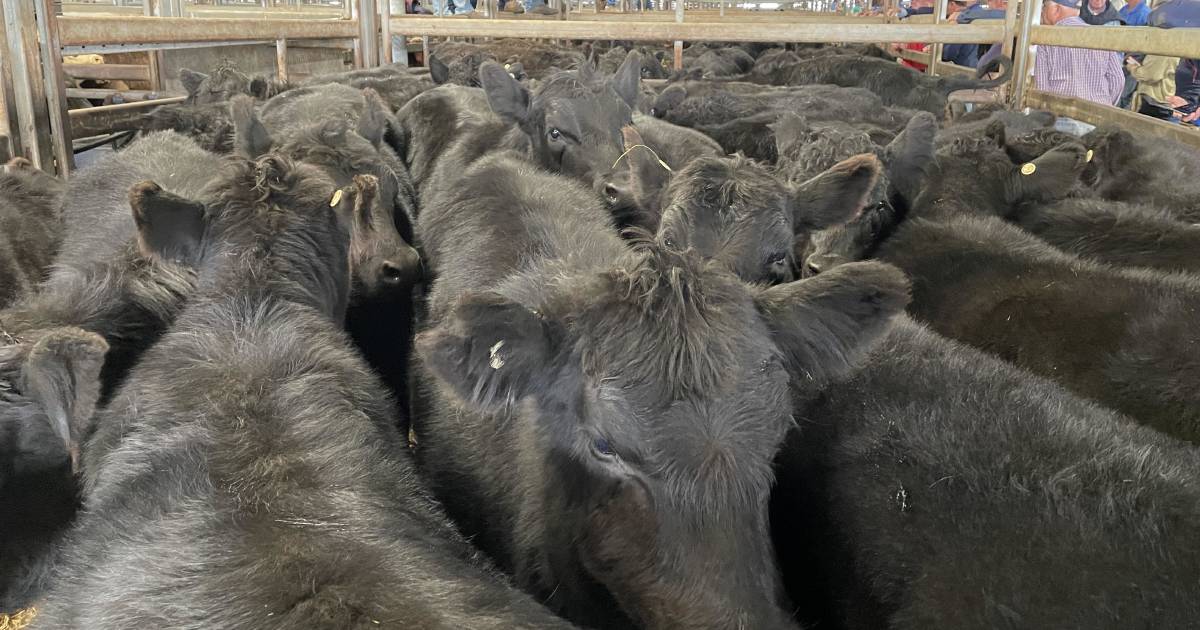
[1129,55,1167,84]
[1106,53,1126,105]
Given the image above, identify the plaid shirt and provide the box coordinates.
[1034,16,1125,105]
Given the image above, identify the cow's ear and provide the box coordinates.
[429,54,451,85]
[480,62,531,125]
[790,154,881,233]
[357,88,391,148]
[21,327,108,471]
[416,292,560,413]
[230,95,273,158]
[984,119,1006,148]
[129,180,207,266]
[882,111,937,204]
[180,68,207,97]
[756,261,908,388]
[610,50,643,109]
[578,54,597,84]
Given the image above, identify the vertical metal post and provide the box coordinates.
[3,0,54,170]
[1001,0,1018,56]
[352,0,364,68]
[380,0,393,63]
[928,0,948,75]
[359,0,378,68]
[1011,0,1038,107]
[0,1,20,160]
[673,0,683,70]
[275,39,289,82]
[33,0,72,173]
[422,36,430,68]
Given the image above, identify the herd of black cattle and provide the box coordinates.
[0,37,1198,629]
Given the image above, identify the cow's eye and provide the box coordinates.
[593,436,616,458]
[649,107,659,117]
[771,254,788,267]
[549,128,562,140]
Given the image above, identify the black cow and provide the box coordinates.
[0,158,64,308]
[804,137,1200,444]
[400,54,643,202]
[0,133,212,610]
[1009,197,1200,274]
[630,119,1200,630]
[231,92,424,420]
[598,46,669,80]
[35,157,578,629]
[655,153,882,285]
[649,82,918,134]
[412,147,909,629]
[179,63,289,105]
[1082,127,1200,220]
[771,54,1013,114]
[773,316,1200,629]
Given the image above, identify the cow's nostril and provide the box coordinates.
[381,261,405,284]
[603,183,620,203]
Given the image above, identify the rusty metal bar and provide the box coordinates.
[385,16,1004,42]
[276,38,289,83]
[63,63,153,81]
[69,96,186,139]
[58,16,359,46]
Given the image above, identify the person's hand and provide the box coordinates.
[1184,110,1200,123]
[1124,56,1140,67]
[1168,95,1189,108]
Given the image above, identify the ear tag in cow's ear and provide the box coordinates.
[1020,162,1037,176]
[504,63,511,70]
[489,340,506,370]
[1085,149,1094,163]
[329,189,344,208]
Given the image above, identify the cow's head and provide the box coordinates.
[229,95,422,302]
[648,84,687,119]
[479,51,642,189]
[129,155,354,320]
[914,121,1090,219]
[800,201,901,277]
[180,63,279,105]
[417,244,908,629]
[657,153,881,284]
[596,127,675,233]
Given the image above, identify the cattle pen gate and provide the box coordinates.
[2,0,1199,177]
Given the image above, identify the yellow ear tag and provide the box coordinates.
[1020,162,1037,176]
[329,189,344,207]
[1085,149,1094,162]
[504,63,511,70]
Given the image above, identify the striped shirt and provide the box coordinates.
[1034,16,1125,105]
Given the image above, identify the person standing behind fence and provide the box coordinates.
[1119,0,1152,25]
[1081,0,1124,24]
[1170,57,1200,124]
[1128,55,1179,120]
[1035,0,1124,106]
